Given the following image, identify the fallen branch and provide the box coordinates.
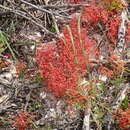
[20,0,71,19]
[82,107,91,130]
[27,3,90,10]
[114,8,129,59]
[0,4,56,36]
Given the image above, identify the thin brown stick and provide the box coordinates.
[0,4,56,36]
[20,0,71,19]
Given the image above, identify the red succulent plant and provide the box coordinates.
[36,2,120,99]
[115,105,130,129]
[12,111,34,130]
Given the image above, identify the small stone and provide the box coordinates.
[40,92,47,99]
[49,108,57,118]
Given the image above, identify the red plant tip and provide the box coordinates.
[114,106,130,129]
[12,111,35,130]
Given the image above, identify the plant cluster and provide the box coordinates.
[36,2,121,100]
[99,55,124,78]
[12,111,34,130]
[114,105,130,129]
